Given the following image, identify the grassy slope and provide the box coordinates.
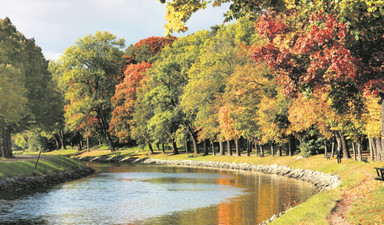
[0,156,84,178]
[43,148,384,224]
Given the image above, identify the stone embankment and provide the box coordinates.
[0,166,95,193]
[73,156,341,191]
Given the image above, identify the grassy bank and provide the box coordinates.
[0,156,84,178]
[64,148,384,224]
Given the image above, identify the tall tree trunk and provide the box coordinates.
[379,98,384,162]
[288,135,295,157]
[227,140,232,156]
[381,137,384,162]
[1,129,6,157]
[380,138,384,162]
[381,98,384,162]
[277,145,282,157]
[106,133,114,152]
[212,142,216,156]
[148,143,154,154]
[87,136,90,152]
[157,143,160,151]
[172,140,179,154]
[235,139,240,156]
[203,139,208,156]
[186,125,198,155]
[372,138,377,161]
[247,140,251,157]
[335,132,342,156]
[375,137,382,161]
[260,144,264,157]
[338,131,351,158]
[358,139,362,161]
[97,110,114,152]
[331,137,335,158]
[185,140,190,154]
[371,137,378,161]
[369,136,374,161]
[270,142,274,157]
[352,142,356,160]
[219,141,224,155]
[59,128,66,150]
[77,141,82,151]
[162,143,165,153]
[2,127,12,158]
[54,136,60,150]
[324,140,328,157]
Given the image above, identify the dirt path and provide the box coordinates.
[0,154,54,162]
[328,170,377,224]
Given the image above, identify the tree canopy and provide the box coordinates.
[58,31,125,151]
[2,0,384,161]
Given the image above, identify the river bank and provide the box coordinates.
[0,156,95,193]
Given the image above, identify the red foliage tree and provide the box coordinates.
[253,11,363,97]
[252,10,384,158]
[127,36,177,63]
[110,62,152,142]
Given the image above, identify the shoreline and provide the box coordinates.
[73,155,341,191]
[0,166,95,193]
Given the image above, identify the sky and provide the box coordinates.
[0,0,230,60]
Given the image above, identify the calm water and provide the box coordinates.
[0,163,317,225]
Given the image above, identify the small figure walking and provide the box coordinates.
[336,147,343,164]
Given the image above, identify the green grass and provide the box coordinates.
[41,148,80,156]
[346,172,384,224]
[273,189,342,225]
[0,157,84,178]
[15,148,80,156]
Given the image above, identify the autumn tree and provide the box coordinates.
[111,36,176,151]
[181,18,256,155]
[159,0,285,34]
[110,62,151,143]
[125,36,177,63]
[223,60,271,156]
[58,31,125,152]
[363,95,382,161]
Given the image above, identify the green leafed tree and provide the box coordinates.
[58,31,125,151]
[181,19,255,155]
[143,30,210,155]
[0,18,59,157]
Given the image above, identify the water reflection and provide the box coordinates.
[143,168,317,225]
[0,163,317,224]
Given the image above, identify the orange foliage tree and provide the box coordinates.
[110,62,152,143]
[125,36,176,63]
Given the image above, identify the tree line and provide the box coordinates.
[1,0,383,161]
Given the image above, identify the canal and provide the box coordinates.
[0,163,317,224]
